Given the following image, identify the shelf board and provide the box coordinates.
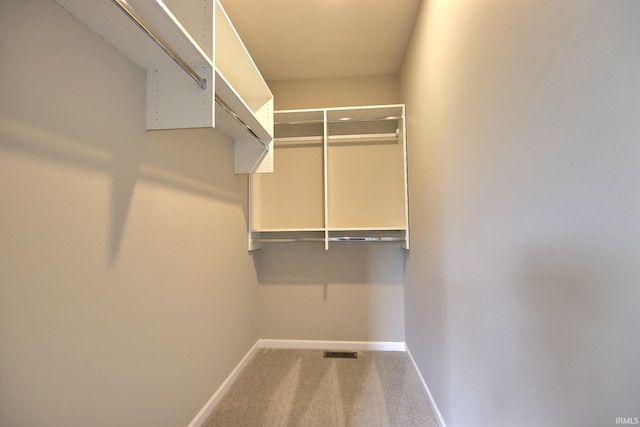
[274,136,323,145]
[329,236,405,242]
[253,237,325,243]
[328,133,398,144]
[55,0,212,72]
[55,0,273,174]
[251,228,325,233]
[326,105,405,122]
[328,227,407,232]
[214,0,271,112]
[249,228,408,248]
[251,227,407,232]
[276,105,405,125]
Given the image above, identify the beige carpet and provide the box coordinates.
[203,349,439,427]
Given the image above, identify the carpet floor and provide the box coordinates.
[203,348,439,427]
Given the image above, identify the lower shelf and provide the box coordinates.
[329,236,405,242]
[249,228,409,251]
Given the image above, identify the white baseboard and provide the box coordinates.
[187,340,261,427]
[405,346,447,427]
[188,339,408,426]
[258,339,406,352]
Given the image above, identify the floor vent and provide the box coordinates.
[323,351,358,359]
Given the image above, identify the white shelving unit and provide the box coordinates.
[249,104,409,250]
[54,0,273,173]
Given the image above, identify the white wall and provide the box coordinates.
[257,75,406,342]
[401,1,640,426]
[0,1,259,426]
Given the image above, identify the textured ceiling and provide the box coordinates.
[219,0,421,81]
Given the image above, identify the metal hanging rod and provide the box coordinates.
[329,236,405,242]
[215,96,269,150]
[253,237,325,243]
[276,116,402,126]
[111,0,267,149]
[253,236,405,243]
[110,0,207,90]
[274,132,398,144]
[329,116,402,124]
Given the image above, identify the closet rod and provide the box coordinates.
[276,116,402,126]
[253,237,405,243]
[253,237,325,243]
[329,116,402,124]
[112,0,267,149]
[110,0,207,90]
[215,96,269,150]
[329,237,405,242]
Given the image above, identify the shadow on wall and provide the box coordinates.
[255,242,405,289]
[254,242,406,341]
[514,241,638,426]
[0,0,250,269]
[0,116,243,268]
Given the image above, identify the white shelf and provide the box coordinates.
[328,132,398,144]
[54,0,273,174]
[249,104,410,250]
[250,228,408,247]
[251,228,326,233]
[274,136,323,144]
[328,227,407,232]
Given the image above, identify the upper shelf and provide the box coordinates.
[54,0,273,174]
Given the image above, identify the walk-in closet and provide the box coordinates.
[2,0,639,426]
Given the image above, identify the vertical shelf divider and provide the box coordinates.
[400,105,410,250]
[323,109,330,250]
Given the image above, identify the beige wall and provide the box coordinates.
[268,75,401,110]
[0,1,259,426]
[257,243,405,341]
[401,1,640,426]
[258,75,406,342]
